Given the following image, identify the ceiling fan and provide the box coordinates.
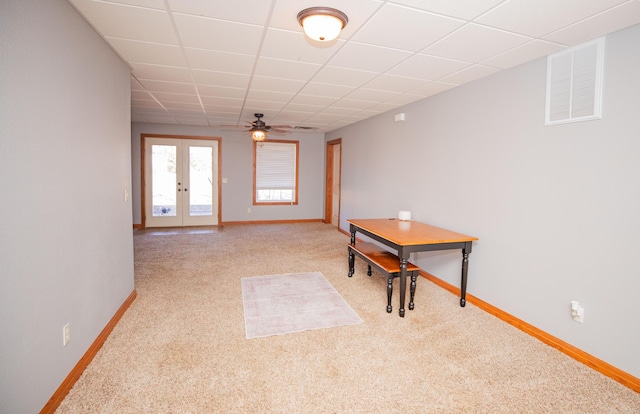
[222,113,317,141]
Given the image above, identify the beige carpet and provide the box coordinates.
[241,272,362,339]
[56,223,640,413]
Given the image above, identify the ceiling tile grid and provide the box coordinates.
[67,0,640,133]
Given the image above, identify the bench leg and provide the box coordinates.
[386,275,393,313]
[409,271,417,311]
[367,265,372,276]
[348,248,354,277]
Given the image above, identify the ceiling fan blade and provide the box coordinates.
[269,124,295,129]
[220,125,251,130]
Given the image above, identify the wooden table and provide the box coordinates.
[348,218,478,317]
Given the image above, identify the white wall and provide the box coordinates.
[328,24,640,379]
[0,1,134,412]
[131,123,325,224]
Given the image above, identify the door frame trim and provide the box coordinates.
[141,134,222,229]
[325,138,342,225]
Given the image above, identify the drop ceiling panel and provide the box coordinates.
[384,94,427,106]
[168,0,273,25]
[390,0,507,20]
[260,28,345,64]
[439,64,501,84]
[298,82,355,99]
[476,0,631,38]
[363,74,429,93]
[312,67,378,88]
[173,14,264,54]
[130,63,193,83]
[254,57,321,80]
[184,48,255,73]
[200,95,243,107]
[149,92,200,104]
[483,40,566,69]
[289,95,337,106]
[191,70,250,89]
[343,88,401,102]
[332,99,377,110]
[70,0,178,44]
[138,80,197,94]
[196,86,245,101]
[409,82,458,97]
[250,76,306,94]
[328,42,413,72]
[104,0,166,9]
[389,54,470,81]
[203,104,241,114]
[246,90,294,103]
[159,102,202,111]
[353,3,465,51]
[242,101,287,112]
[282,102,325,113]
[105,38,186,66]
[133,106,168,114]
[543,1,640,45]
[423,23,532,63]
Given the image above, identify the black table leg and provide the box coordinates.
[348,225,356,277]
[460,242,471,307]
[409,272,416,311]
[348,247,354,277]
[399,257,407,317]
[386,276,393,313]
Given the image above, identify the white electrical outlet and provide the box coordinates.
[63,323,71,346]
[571,301,584,323]
[247,207,251,213]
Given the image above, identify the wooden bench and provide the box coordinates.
[348,242,420,313]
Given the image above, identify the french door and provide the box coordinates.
[144,136,219,227]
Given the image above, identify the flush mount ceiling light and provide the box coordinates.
[297,7,348,42]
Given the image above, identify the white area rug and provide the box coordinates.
[241,272,362,339]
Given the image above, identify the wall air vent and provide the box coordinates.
[545,37,604,126]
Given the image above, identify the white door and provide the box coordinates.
[144,138,218,227]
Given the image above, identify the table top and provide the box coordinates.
[348,218,478,246]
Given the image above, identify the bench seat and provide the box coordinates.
[348,242,419,313]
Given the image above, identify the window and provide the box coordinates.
[253,140,299,205]
[545,37,604,125]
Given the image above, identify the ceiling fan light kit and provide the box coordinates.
[297,7,348,42]
[252,129,267,141]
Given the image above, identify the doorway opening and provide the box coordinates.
[325,138,342,227]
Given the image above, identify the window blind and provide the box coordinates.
[255,141,297,190]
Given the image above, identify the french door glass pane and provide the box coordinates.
[151,144,177,217]
[189,146,213,216]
